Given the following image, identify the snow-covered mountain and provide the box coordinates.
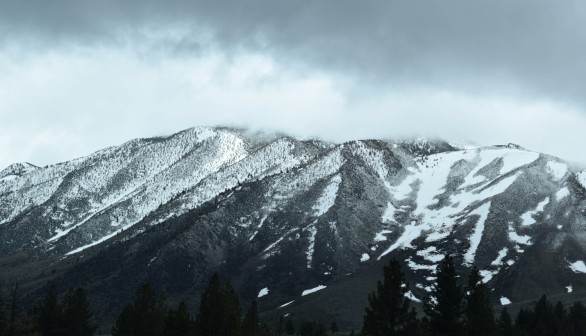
[1,127,585,328]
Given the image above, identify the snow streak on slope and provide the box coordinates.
[305,225,318,268]
[313,175,342,216]
[546,161,569,180]
[520,197,549,226]
[302,285,326,296]
[463,202,491,265]
[380,148,535,260]
[570,261,586,273]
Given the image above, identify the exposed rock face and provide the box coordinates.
[1,127,585,328]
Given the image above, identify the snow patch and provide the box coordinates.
[381,202,397,223]
[567,285,573,293]
[374,230,392,242]
[416,246,444,263]
[313,175,342,216]
[546,161,569,180]
[302,285,326,296]
[463,202,491,265]
[66,223,135,255]
[360,253,370,262]
[508,226,531,245]
[491,248,509,266]
[500,297,511,305]
[569,260,586,273]
[306,225,318,268]
[407,258,437,271]
[480,270,494,283]
[378,222,423,259]
[279,300,294,308]
[520,197,549,226]
[258,287,269,298]
[555,187,570,201]
[394,172,418,201]
[405,291,421,303]
[499,150,540,176]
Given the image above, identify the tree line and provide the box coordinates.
[111,273,267,336]
[0,282,95,336]
[2,255,586,335]
[361,255,586,336]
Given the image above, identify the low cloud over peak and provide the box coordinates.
[1,0,585,167]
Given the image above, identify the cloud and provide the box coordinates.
[0,0,585,168]
[2,1,586,103]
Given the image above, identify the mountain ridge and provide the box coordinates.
[1,126,585,329]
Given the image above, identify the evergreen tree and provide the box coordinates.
[195,273,242,336]
[331,321,339,335]
[163,301,193,336]
[424,255,464,336]
[111,306,135,336]
[32,283,62,336]
[0,282,6,336]
[464,267,495,336]
[220,281,241,336]
[569,302,586,336]
[531,295,554,336]
[514,307,532,336]
[111,283,167,336]
[61,288,96,336]
[362,258,417,336]
[195,273,223,336]
[241,300,259,336]
[7,283,20,336]
[284,319,295,335]
[299,321,316,336]
[496,308,514,336]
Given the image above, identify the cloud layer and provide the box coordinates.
[1,0,585,168]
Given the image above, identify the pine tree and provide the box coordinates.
[0,281,6,336]
[496,308,514,336]
[241,300,259,336]
[464,267,495,336]
[569,302,586,336]
[61,288,96,336]
[514,307,532,336]
[331,321,339,335]
[424,255,464,336]
[531,295,553,336]
[195,273,243,336]
[553,301,571,336]
[111,283,167,336]
[163,301,193,336]
[32,283,62,336]
[220,281,242,336]
[362,258,417,336]
[6,283,20,336]
[195,273,223,336]
[284,319,295,335]
[299,321,316,336]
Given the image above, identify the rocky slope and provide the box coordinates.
[1,127,585,329]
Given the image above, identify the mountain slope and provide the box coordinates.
[1,127,585,329]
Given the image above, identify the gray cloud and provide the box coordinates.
[2,0,586,103]
[1,0,586,168]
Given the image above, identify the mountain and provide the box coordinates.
[1,127,586,329]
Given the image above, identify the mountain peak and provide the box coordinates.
[0,162,40,180]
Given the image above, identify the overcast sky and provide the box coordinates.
[1,0,585,169]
